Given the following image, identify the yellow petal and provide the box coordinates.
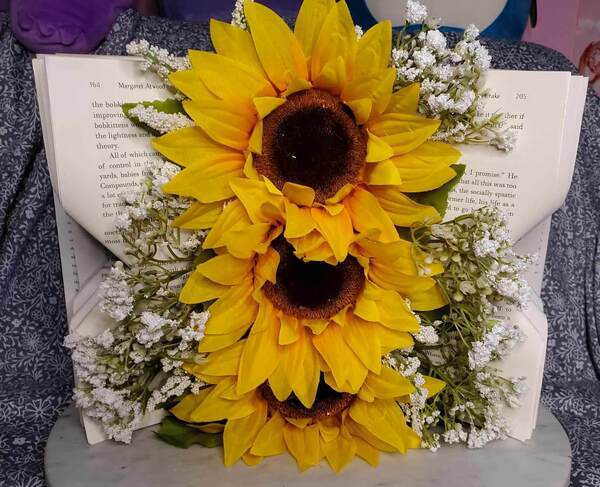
[344,187,399,243]
[223,223,276,259]
[323,431,356,473]
[407,283,449,311]
[162,157,243,203]
[204,200,252,250]
[311,1,355,84]
[223,399,267,466]
[244,1,308,91]
[183,98,255,151]
[251,411,287,456]
[313,55,347,94]
[169,69,217,102]
[366,130,394,163]
[283,77,313,97]
[198,327,251,353]
[349,399,416,453]
[237,308,281,395]
[205,279,257,335]
[359,366,415,401]
[244,152,259,179]
[179,268,227,304]
[172,201,222,229]
[424,375,446,397]
[354,20,392,78]
[310,207,353,262]
[284,200,316,238]
[189,50,275,105]
[171,379,257,422]
[230,178,283,224]
[294,0,335,57]
[279,314,301,345]
[345,98,372,125]
[269,362,293,401]
[312,323,367,391]
[194,341,244,378]
[196,254,253,285]
[209,19,267,77]
[248,119,263,155]
[152,126,237,168]
[354,436,380,466]
[255,246,280,286]
[254,96,286,119]
[283,328,320,408]
[368,112,440,156]
[342,68,395,117]
[369,186,441,226]
[393,141,460,192]
[291,232,335,262]
[242,452,263,466]
[340,313,382,373]
[283,423,321,471]
[364,159,402,186]
[385,83,420,114]
[282,182,315,207]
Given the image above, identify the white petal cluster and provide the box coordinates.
[66,158,212,443]
[468,322,523,370]
[126,39,190,84]
[406,0,428,23]
[128,104,194,134]
[393,4,516,150]
[231,0,251,29]
[99,262,134,321]
[413,325,439,344]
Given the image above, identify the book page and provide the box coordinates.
[43,55,172,262]
[446,70,572,241]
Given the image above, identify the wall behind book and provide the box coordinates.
[523,0,600,94]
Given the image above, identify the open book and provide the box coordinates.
[33,54,587,444]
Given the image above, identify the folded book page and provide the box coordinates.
[33,54,587,444]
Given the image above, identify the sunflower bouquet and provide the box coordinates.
[66,0,532,473]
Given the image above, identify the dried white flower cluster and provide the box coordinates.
[126,39,190,97]
[394,1,516,151]
[426,206,534,310]
[128,104,194,134]
[384,207,532,450]
[67,161,210,443]
[231,0,251,29]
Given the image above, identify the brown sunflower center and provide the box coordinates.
[263,238,365,320]
[254,89,367,202]
[259,381,354,421]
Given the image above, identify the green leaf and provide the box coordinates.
[411,164,466,218]
[417,306,449,323]
[122,99,186,135]
[155,415,223,449]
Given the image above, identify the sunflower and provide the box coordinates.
[153,0,461,260]
[178,216,447,409]
[172,362,445,471]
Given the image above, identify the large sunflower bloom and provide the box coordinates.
[172,363,444,471]
[179,219,446,408]
[153,0,461,259]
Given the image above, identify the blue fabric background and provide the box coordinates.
[0,9,598,487]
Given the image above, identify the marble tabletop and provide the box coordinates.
[45,405,571,487]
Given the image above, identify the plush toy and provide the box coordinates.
[347,0,533,39]
[9,0,134,53]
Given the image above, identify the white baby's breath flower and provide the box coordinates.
[406,0,428,23]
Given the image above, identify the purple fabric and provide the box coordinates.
[10,0,134,53]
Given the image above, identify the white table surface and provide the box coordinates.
[45,405,571,487]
